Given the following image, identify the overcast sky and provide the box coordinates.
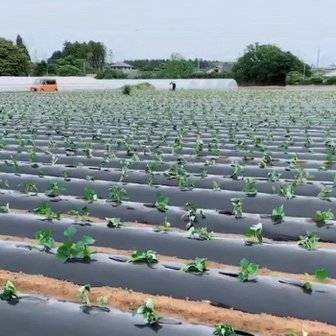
[1,0,335,66]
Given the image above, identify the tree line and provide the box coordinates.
[0,35,315,85]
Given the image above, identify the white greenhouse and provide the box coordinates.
[0,77,238,92]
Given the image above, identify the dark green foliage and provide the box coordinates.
[0,38,30,76]
[0,281,19,301]
[96,69,127,79]
[128,250,159,264]
[16,34,31,61]
[56,227,95,262]
[182,258,208,273]
[58,64,84,76]
[325,76,336,85]
[157,60,195,79]
[123,85,131,95]
[133,299,160,325]
[232,43,310,85]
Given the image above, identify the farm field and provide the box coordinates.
[0,90,335,335]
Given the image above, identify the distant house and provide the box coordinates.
[206,62,234,74]
[109,62,134,73]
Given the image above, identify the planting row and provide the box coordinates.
[0,239,334,325]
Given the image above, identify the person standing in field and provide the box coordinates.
[170,82,176,91]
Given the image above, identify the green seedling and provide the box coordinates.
[106,217,123,228]
[195,137,204,157]
[154,217,171,233]
[5,156,19,174]
[272,205,285,223]
[145,162,158,175]
[231,198,243,219]
[213,181,221,191]
[315,210,334,223]
[267,170,281,182]
[239,258,259,282]
[173,137,183,152]
[298,232,320,250]
[245,177,257,197]
[83,188,98,202]
[0,203,10,213]
[51,155,59,166]
[213,324,235,336]
[155,193,169,212]
[204,159,216,166]
[279,184,295,199]
[315,268,329,282]
[178,175,194,190]
[164,164,189,179]
[147,174,155,187]
[187,227,214,241]
[263,151,273,165]
[20,182,38,194]
[57,227,96,262]
[73,206,91,223]
[0,280,19,301]
[109,186,129,204]
[303,281,313,294]
[62,171,71,181]
[182,257,208,273]
[29,149,38,166]
[318,186,332,201]
[184,202,206,224]
[0,179,9,192]
[45,182,67,198]
[230,162,244,180]
[200,167,208,178]
[85,175,96,182]
[78,284,91,307]
[83,143,93,158]
[245,223,263,244]
[35,202,60,220]
[120,160,131,181]
[294,169,314,185]
[34,230,56,252]
[133,299,160,325]
[128,250,158,264]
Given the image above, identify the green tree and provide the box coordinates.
[0,38,30,76]
[158,60,195,78]
[232,43,310,85]
[58,64,84,76]
[53,40,106,71]
[16,34,31,61]
[32,60,48,76]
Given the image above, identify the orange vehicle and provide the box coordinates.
[30,79,58,92]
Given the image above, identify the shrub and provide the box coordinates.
[95,69,127,79]
[58,64,84,76]
[310,75,324,84]
[122,85,131,95]
[286,71,304,85]
[325,76,336,85]
[121,83,155,95]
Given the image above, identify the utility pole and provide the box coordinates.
[316,46,320,69]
